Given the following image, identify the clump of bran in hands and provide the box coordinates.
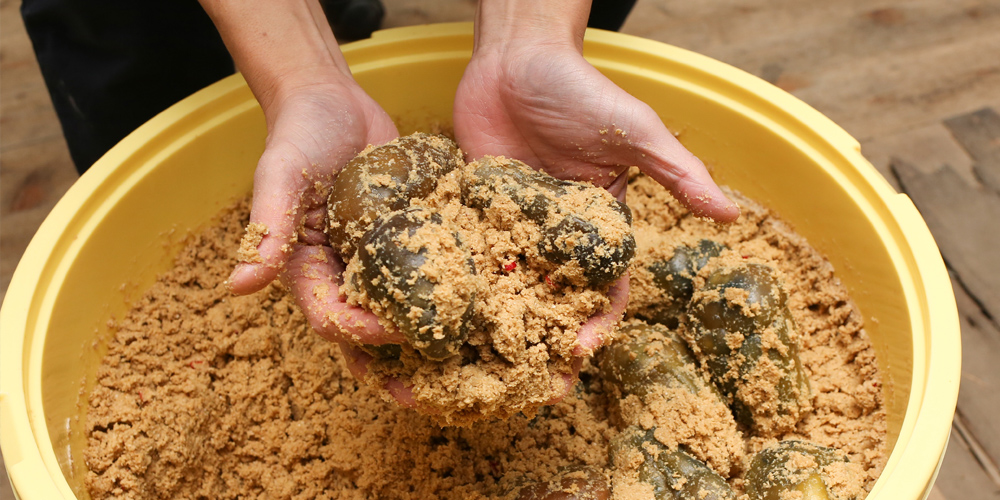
[326,133,635,425]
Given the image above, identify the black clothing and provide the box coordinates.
[22,0,637,173]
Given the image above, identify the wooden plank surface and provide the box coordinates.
[892,160,1000,323]
[889,107,1000,498]
[936,426,1000,499]
[952,280,1000,489]
[623,0,1000,143]
[3,0,1000,499]
[944,108,1000,195]
[861,123,977,191]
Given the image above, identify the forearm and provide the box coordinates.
[474,0,592,53]
[199,0,352,117]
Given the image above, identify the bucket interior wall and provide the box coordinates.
[27,27,915,498]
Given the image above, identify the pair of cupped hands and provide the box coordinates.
[216,6,738,408]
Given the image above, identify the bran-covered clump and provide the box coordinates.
[84,168,886,500]
[328,133,635,424]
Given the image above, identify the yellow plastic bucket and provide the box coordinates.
[0,23,960,499]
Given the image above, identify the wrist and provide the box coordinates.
[259,66,357,120]
[200,0,352,114]
[474,0,591,55]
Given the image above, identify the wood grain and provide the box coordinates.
[861,122,976,191]
[892,160,1000,324]
[624,0,1000,142]
[935,426,1000,498]
[945,108,1000,195]
[952,278,1000,480]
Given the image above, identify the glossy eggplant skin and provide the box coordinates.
[502,466,611,500]
[609,427,735,500]
[643,240,727,328]
[746,441,858,500]
[328,133,462,257]
[686,263,810,433]
[463,156,576,224]
[463,156,635,287]
[597,322,722,404]
[538,211,635,288]
[354,206,475,361]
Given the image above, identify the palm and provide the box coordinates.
[249,83,398,251]
[453,47,738,366]
[231,82,400,345]
[455,49,634,193]
[455,48,739,219]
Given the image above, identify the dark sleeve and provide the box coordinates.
[21,0,235,173]
[587,0,638,32]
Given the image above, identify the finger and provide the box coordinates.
[280,245,405,344]
[545,357,583,405]
[573,273,629,356]
[385,379,420,409]
[339,341,372,379]
[584,82,739,222]
[229,142,314,294]
[298,206,329,246]
[606,168,630,202]
[604,99,740,222]
[640,145,740,222]
[340,342,423,409]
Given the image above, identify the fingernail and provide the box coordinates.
[225,268,240,293]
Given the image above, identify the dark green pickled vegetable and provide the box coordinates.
[354,207,475,360]
[746,441,859,500]
[609,427,735,500]
[643,239,727,328]
[328,133,462,256]
[538,209,635,288]
[598,322,723,404]
[501,466,611,500]
[463,155,576,223]
[687,263,810,432]
[463,156,635,287]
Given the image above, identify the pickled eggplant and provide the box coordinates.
[609,427,735,500]
[353,206,476,360]
[597,322,722,403]
[501,466,611,500]
[463,156,635,287]
[538,210,634,288]
[643,239,727,328]
[746,441,861,500]
[328,133,462,256]
[464,155,577,223]
[686,263,810,433]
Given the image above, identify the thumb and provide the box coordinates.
[606,101,740,222]
[279,245,402,344]
[229,141,317,294]
[573,274,629,356]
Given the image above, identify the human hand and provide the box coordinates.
[454,24,739,216]
[332,274,631,409]
[453,0,740,396]
[200,0,407,384]
[228,80,398,296]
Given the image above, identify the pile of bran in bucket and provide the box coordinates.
[84,171,885,500]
